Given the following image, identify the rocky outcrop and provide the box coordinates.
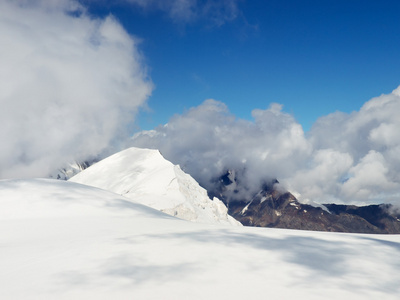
[209,171,400,233]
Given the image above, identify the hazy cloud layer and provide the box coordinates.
[131,87,400,206]
[0,0,152,178]
[123,0,240,26]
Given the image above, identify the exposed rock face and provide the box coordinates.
[209,171,400,233]
[324,204,400,233]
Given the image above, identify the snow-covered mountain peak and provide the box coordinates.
[69,147,240,225]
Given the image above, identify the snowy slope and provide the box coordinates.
[69,147,240,225]
[1,179,400,300]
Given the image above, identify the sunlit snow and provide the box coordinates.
[1,179,400,299]
[69,147,240,225]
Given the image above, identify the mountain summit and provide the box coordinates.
[69,147,240,226]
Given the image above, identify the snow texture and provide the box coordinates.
[69,147,240,225]
[1,178,400,299]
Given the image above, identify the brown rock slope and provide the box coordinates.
[209,172,400,233]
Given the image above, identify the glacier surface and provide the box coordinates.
[1,179,400,299]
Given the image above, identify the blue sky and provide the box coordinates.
[85,0,400,131]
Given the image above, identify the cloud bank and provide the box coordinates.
[0,0,152,178]
[131,87,400,207]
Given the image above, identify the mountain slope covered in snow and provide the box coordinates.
[69,147,240,225]
[1,179,400,299]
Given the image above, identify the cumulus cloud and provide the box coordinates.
[131,99,311,202]
[123,0,240,26]
[0,0,152,178]
[300,86,400,205]
[131,87,400,207]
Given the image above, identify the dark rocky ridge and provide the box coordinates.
[208,171,400,234]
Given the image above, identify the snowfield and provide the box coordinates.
[69,147,240,226]
[1,179,400,299]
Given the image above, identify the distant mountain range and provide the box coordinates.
[209,171,400,234]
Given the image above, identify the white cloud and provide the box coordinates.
[131,86,400,207]
[341,151,398,200]
[0,0,152,178]
[123,0,240,25]
[302,86,400,205]
[131,99,311,201]
[285,149,354,204]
